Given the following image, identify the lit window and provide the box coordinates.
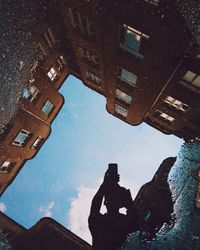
[86,72,102,86]
[182,70,200,88]
[12,129,31,147]
[0,161,14,173]
[119,67,138,87]
[41,100,54,116]
[44,27,56,48]
[164,96,189,112]
[115,104,128,117]
[69,9,94,37]
[120,24,149,58]
[116,89,132,104]
[23,86,40,102]
[144,0,159,6]
[57,56,66,70]
[155,110,175,122]
[80,48,99,65]
[47,67,57,81]
[31,136,43,149]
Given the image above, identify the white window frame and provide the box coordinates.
[31,136,43,149]
[0,161,13,173]
[181,70,200,88]
[164,96,189,112]
[47,67,58,81]
[156,110,175,122]
[12,129,31,147]
[119,67,138,87]
[23,86,40,102]
[86,72,102,86]
[116,89,132,104]
[41,100,54,116]
[120,24,149,58]
[115,104,128,117]
[57,56,66,69]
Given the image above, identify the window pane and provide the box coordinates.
[0,162,13,173]
[23,88,30,99]
[12,129,31,146]
[193,76,200,87]
[115,104,128,117]
[156,111,175,122]
[182,71,196,82]
[121,68,137,87]
[41,101,54,116]
[47,67,57,81]
[31,136,43,149]
[116,89,132,104]
[164,96,189,112]
[126,30,140,52]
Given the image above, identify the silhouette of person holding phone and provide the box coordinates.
[88,163,139,250]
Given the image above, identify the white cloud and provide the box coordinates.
[67,185,96,244]
[67,179,138,244]
[0,202,6,212]
[39,201,55,217]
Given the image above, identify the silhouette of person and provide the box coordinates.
[88,164,139,250]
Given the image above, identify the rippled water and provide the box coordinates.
[123,141,200,249]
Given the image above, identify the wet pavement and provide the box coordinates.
[123,141,200,249]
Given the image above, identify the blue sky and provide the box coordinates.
[0,76,183,243]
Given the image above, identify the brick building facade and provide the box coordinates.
[1,0,199,195]
[0,212,91,250]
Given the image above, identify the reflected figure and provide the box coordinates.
[88,164,139,250]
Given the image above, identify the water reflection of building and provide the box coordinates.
[133,157,176,240]
[59,0,200,141]
[0,212,91,250]
[0,20,67,195]
[1,0,200,195]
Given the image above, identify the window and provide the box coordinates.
[155,110,175,122]
[116,89,132,104]
[143,210,152,221]
[12,129,31,146]
[0,161,14,173]
[86,72,102,86]
[120,24,149,58]
[164,96,189,112]
[144,0,159,6]
[181,70,200,88]
[41,100,54,116]
[115,104,128,117]
[69,9,94,37]
[57,56,66,70]
[23,86,40,102]
[47,67,58,81]
[31,136,43,149]
[80,48,99,65]
[38,42,47,57]
[119,67,138,87]
[44,27,56,48]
